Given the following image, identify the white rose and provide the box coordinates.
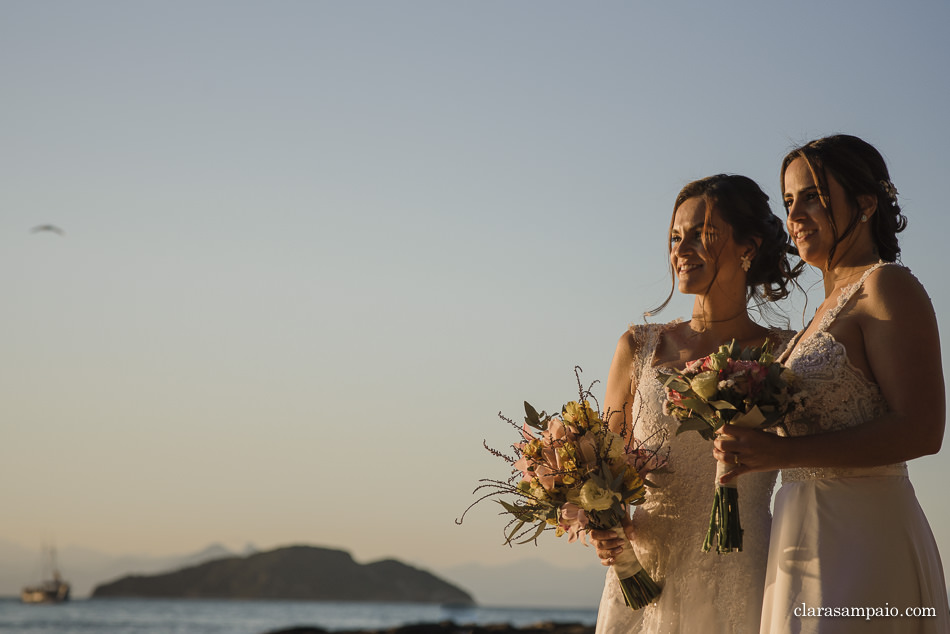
[569,479,619,512]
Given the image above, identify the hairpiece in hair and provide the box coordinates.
[880,179,899,204]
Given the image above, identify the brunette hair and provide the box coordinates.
[780,134,906,266]
[649,174,800,316]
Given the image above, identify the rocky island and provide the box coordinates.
[91,545,474,604]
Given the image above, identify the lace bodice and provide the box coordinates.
[597,321,788,633]
[779,261,908,482]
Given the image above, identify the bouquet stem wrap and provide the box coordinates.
[702,459,742,553]
[659,339,802,556]
[609,525,661,610]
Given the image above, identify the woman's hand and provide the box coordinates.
[713,424,786,484]
[589,517,634,566]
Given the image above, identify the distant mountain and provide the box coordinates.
[0,539,243,598]
[91,545,475,604]
[1,538,601,608]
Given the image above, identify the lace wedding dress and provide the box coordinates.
[595,322,784,633]
[761,262,950,633]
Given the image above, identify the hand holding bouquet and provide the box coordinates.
[458,370,666,610]
[659,340,801,553]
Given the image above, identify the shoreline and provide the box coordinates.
[265,621,595,634]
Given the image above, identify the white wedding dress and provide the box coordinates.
[761,262,950,633]
[596,322,785,633]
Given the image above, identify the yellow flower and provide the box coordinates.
[523,439,542,458]
[562,400,601,431]
[531,480,550,501]
[556,446,577,472]
[623,465,644,493]
[519,478,549,502]
[561,401,583,424]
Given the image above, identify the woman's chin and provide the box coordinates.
[677,279,706,295]
[796,248,828,268]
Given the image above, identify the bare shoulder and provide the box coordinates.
[622,321,679,357]
[606,328,638,381]
[862,264,935,320]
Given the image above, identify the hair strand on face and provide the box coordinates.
[780,134,907,267]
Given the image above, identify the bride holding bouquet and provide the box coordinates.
[592,174,799,633]
[715,135,949,633]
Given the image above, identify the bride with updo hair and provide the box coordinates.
[715,134,950,633]
[592,173,799,633]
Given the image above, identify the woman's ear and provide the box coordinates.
[745,236,762,259]
[739,243,757,272]
[858,194,878,219]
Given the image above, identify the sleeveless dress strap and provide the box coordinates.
[778,261,893,364]
[815,261,892,333]
[628,322,663,382]
[777,331,803,364]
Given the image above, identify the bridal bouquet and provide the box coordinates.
[659,340,801,554]
[458,370,666,610]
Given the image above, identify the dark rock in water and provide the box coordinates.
[91,545,474,604]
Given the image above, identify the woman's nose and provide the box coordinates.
[672,239,692,258]
[786,199,805,222]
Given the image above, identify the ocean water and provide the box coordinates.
[0,598,598,634]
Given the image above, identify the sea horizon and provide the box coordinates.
[0,597,598,634]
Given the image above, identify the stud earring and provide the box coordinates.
[740,254,752,272]
[861,214,868,223]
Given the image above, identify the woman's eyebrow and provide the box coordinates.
[672,222,709,234]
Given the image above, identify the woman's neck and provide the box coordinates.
[822,253,881,296]
[820,232,880,296]
[687,295,764,347]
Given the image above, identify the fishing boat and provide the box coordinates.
[20,546,70,604]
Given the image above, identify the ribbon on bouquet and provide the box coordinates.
[704,406,767,553]
[608,525,661,609]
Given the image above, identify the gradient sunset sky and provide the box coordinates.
[3,0,949,597]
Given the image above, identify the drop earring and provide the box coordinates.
[740,254,752,272]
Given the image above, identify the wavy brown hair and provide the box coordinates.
[780,134,906,267]
[649,174,802,317]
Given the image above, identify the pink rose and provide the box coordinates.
[558,503,590,543]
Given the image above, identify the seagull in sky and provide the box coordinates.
[30,224,65,235]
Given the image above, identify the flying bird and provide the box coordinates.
[30,224,65,235]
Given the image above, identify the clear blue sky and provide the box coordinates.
[2,0,949,598]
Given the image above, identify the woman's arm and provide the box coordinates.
[591,327,641,563]
[716,267,944,482]
[603,328,640,435]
